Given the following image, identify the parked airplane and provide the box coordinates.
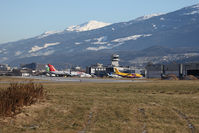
[79,73,92,78]
[114,68,143,78]
[46,64,70,77]
[107,73,122,78]
[46,64,92,77]
[70,71,92,77]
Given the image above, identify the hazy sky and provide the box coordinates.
[0,0,198,44]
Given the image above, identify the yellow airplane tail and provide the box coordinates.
[114,68,120,74]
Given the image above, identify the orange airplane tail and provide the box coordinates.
[114,68,120,74]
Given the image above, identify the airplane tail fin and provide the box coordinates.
[45,65,50,72]
[114,68,120,74]
[48,64,57,71]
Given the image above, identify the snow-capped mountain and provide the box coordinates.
[0,4,199,67]
[66,20,111,32]
[36,20,111,39]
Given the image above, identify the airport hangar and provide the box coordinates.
[146,63,199,79]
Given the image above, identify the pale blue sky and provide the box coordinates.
[0,0,198,44]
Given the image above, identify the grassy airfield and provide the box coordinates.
[0,78,199,133]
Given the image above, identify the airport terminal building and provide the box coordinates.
[86,54,145,77]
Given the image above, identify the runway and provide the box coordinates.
[0,76,149,83]
[25,76,148,83]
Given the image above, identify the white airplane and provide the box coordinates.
[46,64,91,77]
[46,64,71,77]
[70,71,91,77]
[107,73,122,78]
[79,73,92,78]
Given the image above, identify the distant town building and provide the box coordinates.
[0,64,11,71]
[86,63,107,77]
[12,68,32,77]
[0,64,11,76]
[20,62,46,72]
[71,66,82,71]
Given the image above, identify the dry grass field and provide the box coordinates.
[0,78,199,133]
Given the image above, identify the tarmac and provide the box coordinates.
[0,76,149,83]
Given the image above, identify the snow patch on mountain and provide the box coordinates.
[29,42,60,53]
[86,46,108,51]
[95,36,107,42]
[15,51,22,56]
[160,17,165,21]
[66,20,111,32]
[91,36,108,45]
[86,34,152,51]
[184,4,199,15]
[44,42,60,47]
[135,13,163,21]
[75,42,81,45]
[191,4,199,9]
[184,10,199,15]
[29,50,55,57]
[92,41,107,45]
[0,49,7,54]
[84,39,91,42]
[152,24,157,29]
[29,46,43,53]
[112,34,152,43]
[38,31,62,39]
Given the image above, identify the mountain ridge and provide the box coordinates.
[0,3,199,67]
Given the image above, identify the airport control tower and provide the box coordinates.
[111,54,119,67]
